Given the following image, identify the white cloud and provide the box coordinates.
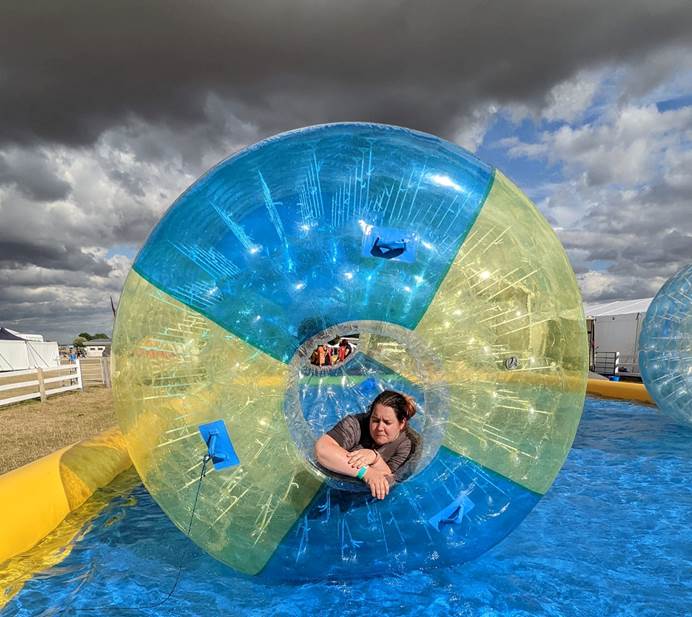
[500,136,549,159]
[541,70,602,123]
[550,104,692,186]
[664,145,692,190]
[452,104,500,152]
[577,270,667,302]
[489,63,692,302]
[535,175,599,228]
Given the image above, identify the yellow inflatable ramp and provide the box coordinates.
[586,379,653,404]
[0,428,131,564]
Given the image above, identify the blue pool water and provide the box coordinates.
[3,397,691,616]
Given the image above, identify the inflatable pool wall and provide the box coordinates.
[112,123,588,579]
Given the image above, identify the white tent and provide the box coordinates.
[4,328,44,342]
[0,328,60,372]
[584,298,653,318]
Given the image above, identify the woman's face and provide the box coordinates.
[369,403,405,446]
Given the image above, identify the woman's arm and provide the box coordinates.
[314,435,361,477]
[346,449,392,475]
[344,449,394,499]
[314,437,391,499]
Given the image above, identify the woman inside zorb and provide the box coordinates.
[314,390,418,500]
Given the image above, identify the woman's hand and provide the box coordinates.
[347,449,377,468]
[363,468,390,500]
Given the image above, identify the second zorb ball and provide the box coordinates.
[640,264,692,426]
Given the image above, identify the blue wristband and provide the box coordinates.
[356,466,368,480]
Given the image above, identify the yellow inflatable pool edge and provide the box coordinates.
[0,427,132,566]
[585,379,653,404]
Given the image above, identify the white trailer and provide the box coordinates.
[584,298,652,377]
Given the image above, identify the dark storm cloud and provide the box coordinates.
[1,1,691,340]
[0,150,71,201]
[0,265,124,291]
[1,1,692,147]
[0,296,116,344]
[0,239,112,274]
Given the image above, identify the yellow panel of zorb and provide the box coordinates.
[112,123,588,579]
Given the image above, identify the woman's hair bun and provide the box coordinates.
[402,393,417,419]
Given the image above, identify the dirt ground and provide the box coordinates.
[0,387,117,475]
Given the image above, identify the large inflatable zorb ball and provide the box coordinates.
[112,123,587,580]
[640,264,692,426]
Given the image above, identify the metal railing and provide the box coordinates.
[592,351,641,378]
[592,351,618,376]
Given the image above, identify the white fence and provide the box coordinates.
[78,357,112,387]
[0,363,82,407]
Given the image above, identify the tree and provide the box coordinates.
[73,336,87,348]
[92,332,110,340]
[78,332,93,341]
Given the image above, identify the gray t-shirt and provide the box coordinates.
[327,412,415,478]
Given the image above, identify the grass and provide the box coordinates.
[0,387,117,475]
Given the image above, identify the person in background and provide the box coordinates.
[338,339,348,363]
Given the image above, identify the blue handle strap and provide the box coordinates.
[428,494,475,531]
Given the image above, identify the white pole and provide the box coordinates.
[76,359,84,390]
[103,357,112,388]
[37,368,46,402]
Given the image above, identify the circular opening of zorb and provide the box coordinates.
[112,123,588,580]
